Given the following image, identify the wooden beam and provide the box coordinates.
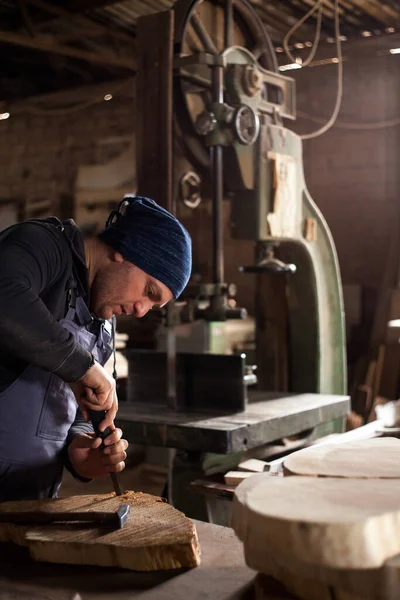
[24,0,135,45]
[0,77,134,113]
[136,10,174,210]
[18,0,37,37]
[65,0,122,12]
[0,30,136,69]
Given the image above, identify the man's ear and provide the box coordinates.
[112,251,125,263]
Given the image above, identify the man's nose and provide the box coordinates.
[134,300,152,318]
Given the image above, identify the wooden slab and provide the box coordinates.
[238,458,269,472]
[224,471,258,486]
[0,491,200,571]
[283,437,400,478]
[232,473,400,570]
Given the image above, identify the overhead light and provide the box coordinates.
[279,62,302,71]
[361,31,372,37]
[386,27,395,33]
[327,37,335,43]
[390,47,400,54]
[275,46,284,53]
[331,57,339,63]
[305,41,313,47]
[294,42,305,49]
[389,319,400,327]
[339,35,347,41]
[0,112,10,120]
[104,93,113,101]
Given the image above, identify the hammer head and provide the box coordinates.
[116,504,130,529]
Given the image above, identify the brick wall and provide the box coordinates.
[0,97,134,220]
[289,46,400,288]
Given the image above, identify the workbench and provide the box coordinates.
[0,520,294,599]
[117,392,350,453]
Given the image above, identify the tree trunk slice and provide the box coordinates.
[251,547,400,600]
[232,474,400,570]
[0,491,201,571]
[283,438,400,479]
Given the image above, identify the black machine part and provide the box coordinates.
[0,504,130,529]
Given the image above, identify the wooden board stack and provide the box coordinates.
[0,491,201,571]
[224,458,270,486]
[232,437,400,600]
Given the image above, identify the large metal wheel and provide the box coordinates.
[173,0,277,170]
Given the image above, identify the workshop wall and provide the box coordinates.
[0,97,134,221]
[289,46,400,289]
[1,44,398,319]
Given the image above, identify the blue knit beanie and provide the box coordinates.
[99,196,192,298]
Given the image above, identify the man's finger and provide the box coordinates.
[85,386,114,411]
[107,461,125,474]
[83,398,107,412]
[91,437,103,449]
[105,450,127,465]
[102,401,118,429]
[104,439,128,454]
[103,428,122,446]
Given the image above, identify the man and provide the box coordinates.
[0,196,192,501]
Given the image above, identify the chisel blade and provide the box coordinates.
[110,472,124,496]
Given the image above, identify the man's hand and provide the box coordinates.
[69,362,118,431]
[67,428,128,480]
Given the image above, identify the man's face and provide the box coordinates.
[90,256,173,320]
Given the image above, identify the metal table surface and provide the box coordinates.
[116,392,350,453]
[0,520,294,600]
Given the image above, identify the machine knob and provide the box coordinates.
[233,105,260,145]
[242,65,263,97]
[195,110,217,136]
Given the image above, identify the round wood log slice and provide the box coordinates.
[283,437,400,479]
[0,491,201,571]
[232,474,400,570]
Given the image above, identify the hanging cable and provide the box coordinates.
[283,0,324,67]
[297,111,400,130]
[300,0,343,140]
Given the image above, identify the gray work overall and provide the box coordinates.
[0,244,113,501]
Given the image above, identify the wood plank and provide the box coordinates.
[0,30,135,69]
[136,10,173,209]
[232,474,400,570]
[238,458,269,472]
[0,492,200,571]
[224,471,258,486]
[283,437,400,478]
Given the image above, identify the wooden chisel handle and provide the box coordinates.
[89,409,124,496]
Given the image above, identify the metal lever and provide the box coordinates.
[240,257,296,274]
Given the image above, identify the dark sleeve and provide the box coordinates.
[63,408,94,483]
[0,222,92,382]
